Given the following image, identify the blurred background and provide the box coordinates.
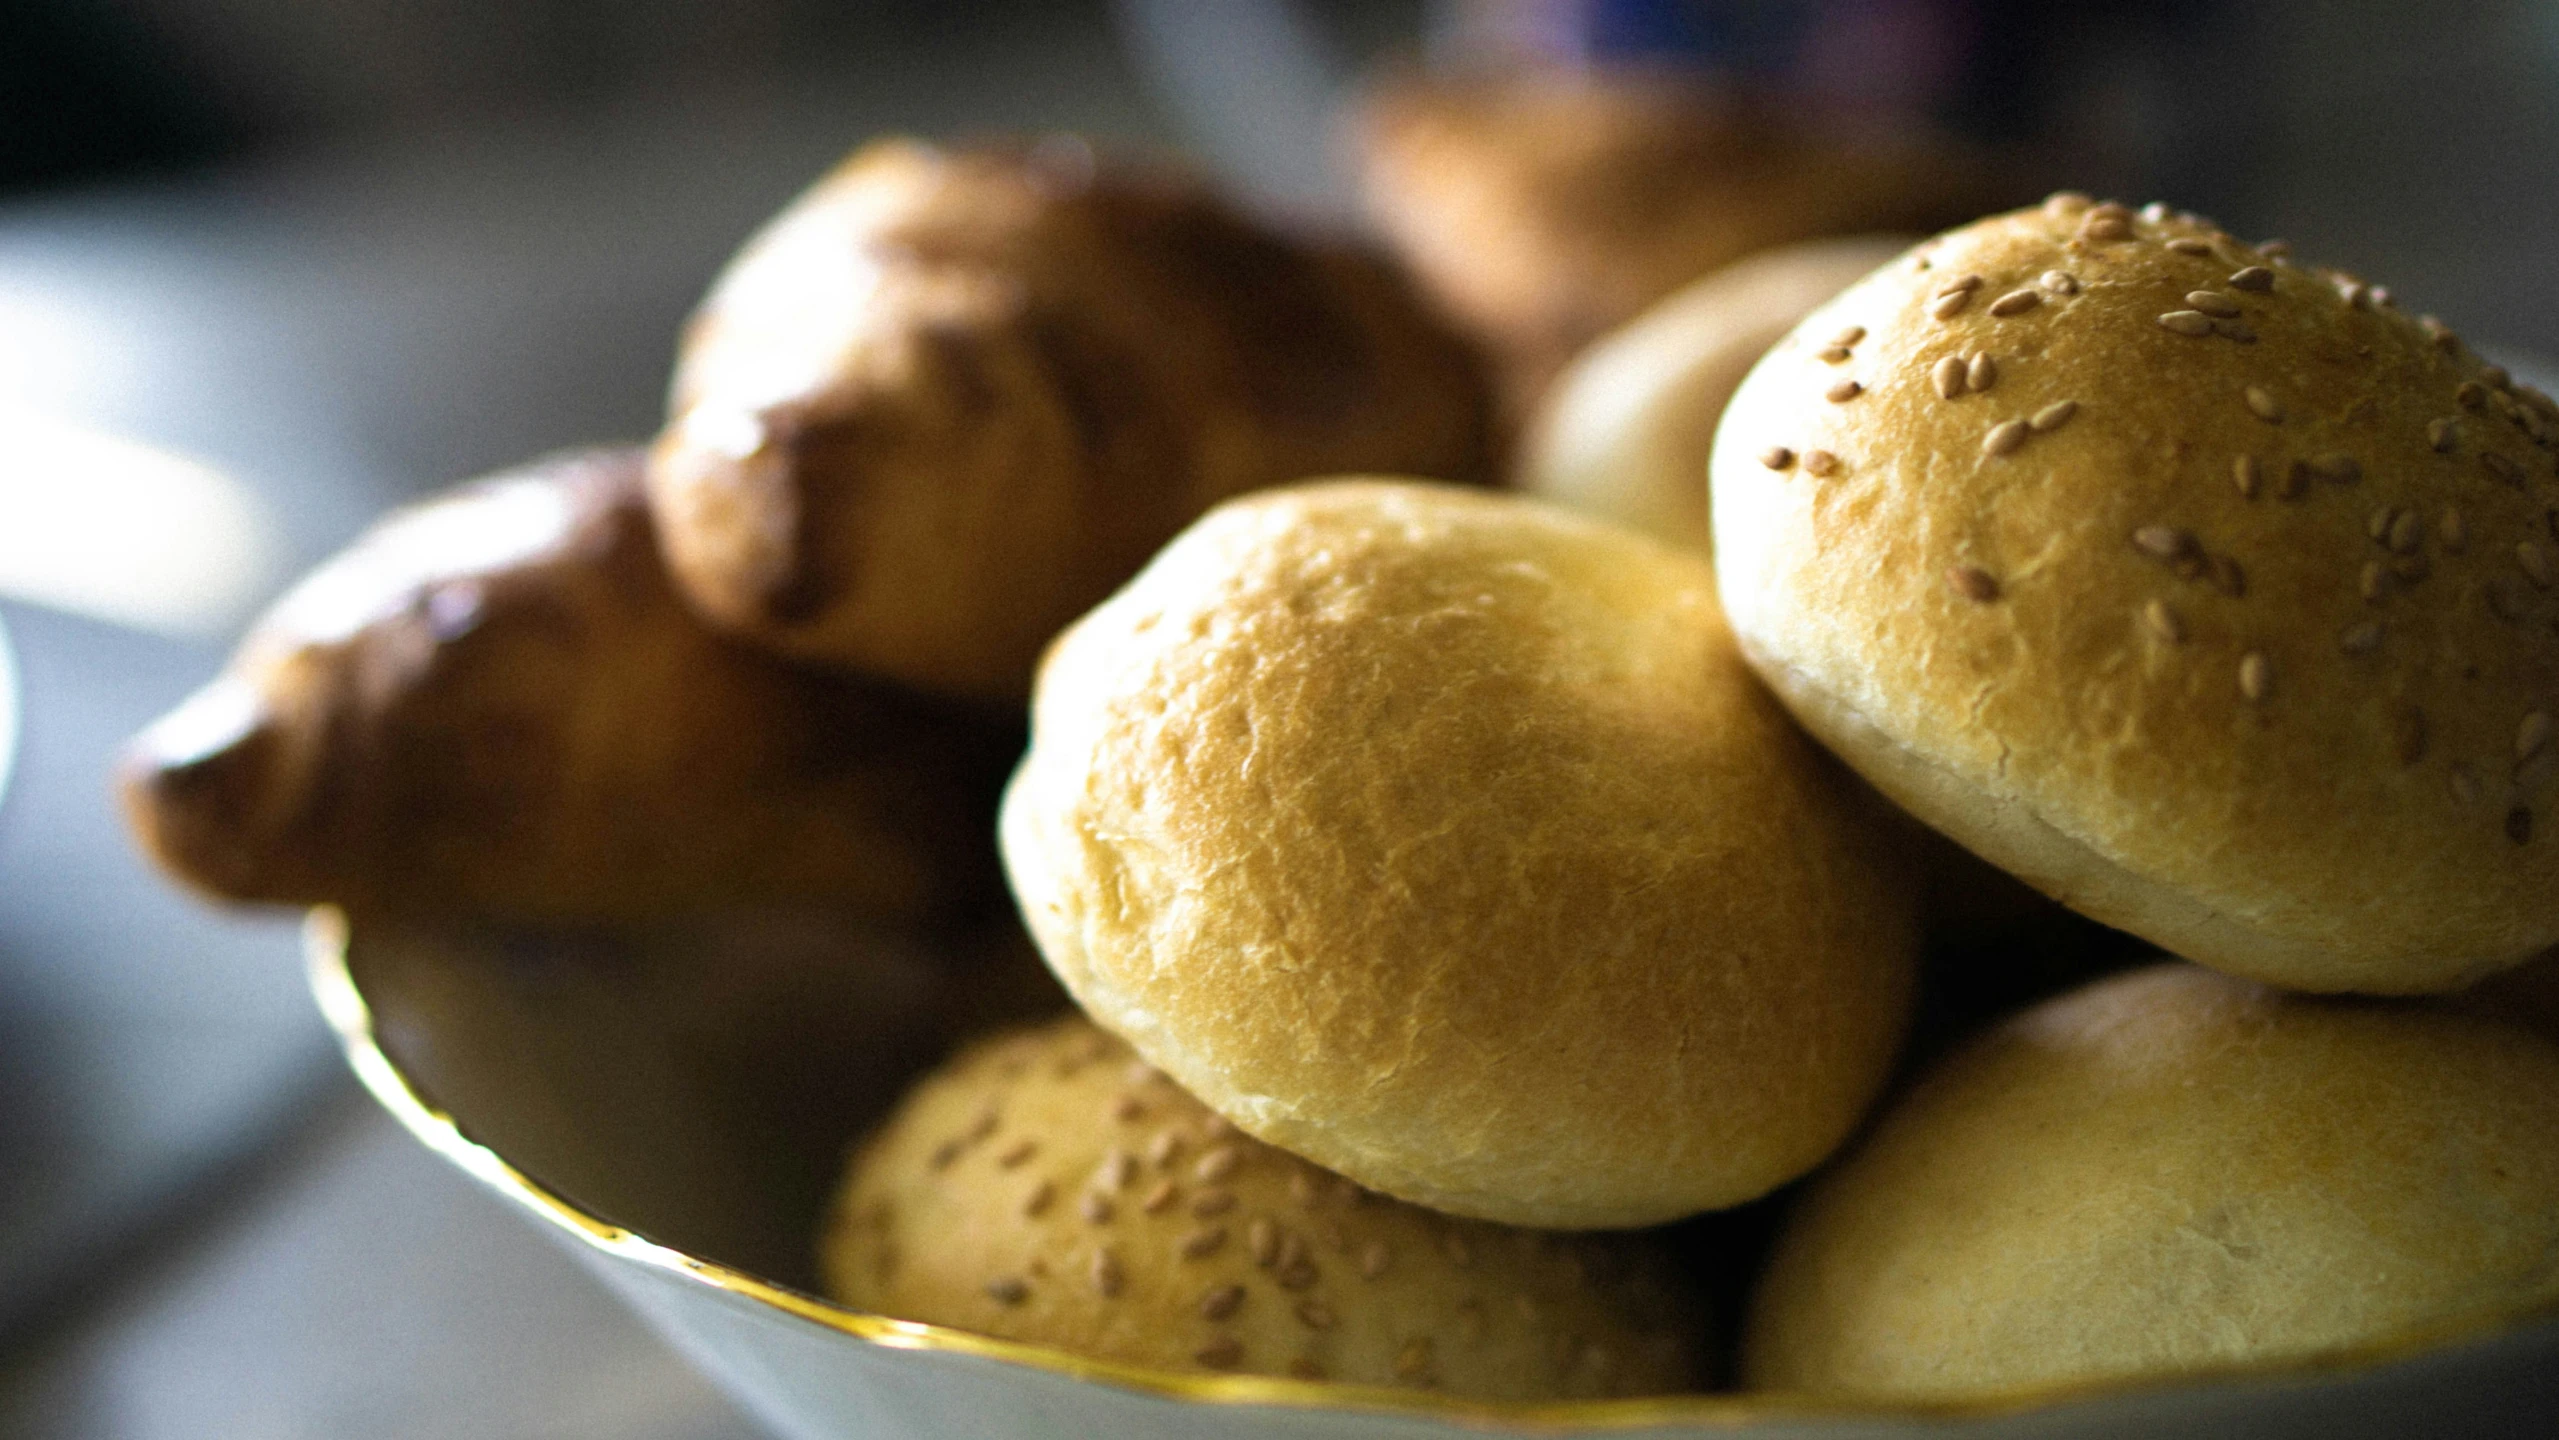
[0,1,2555,1434]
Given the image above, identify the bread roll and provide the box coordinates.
[1353,70,1998,409]
[1520,235,1907,552]
[651,137,1495,703]
[823,1016,1704,1399]
[1000,480,1921,1228]
[1745,963,2559,1398]
[121,448,1012,923]
[1711,196,2559,993]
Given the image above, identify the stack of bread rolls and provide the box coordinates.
[117,112,2559,1414]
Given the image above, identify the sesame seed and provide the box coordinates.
[2484,365,2513,391]
[2442,508,2468,551]
[2372,286,2395,307]
[1024,1180,1056,1217]
[2215,319,2258,344]
[1200,1283,1246,1321]
[2486,452,2526,486]
[1195,1146,1241,1183]
[2430,418,2460,452]
[2031,399,2079,432]
[1968,352,1998,392]
[2158,310,2214,336]
[1091,1247,1124,1296]
[2184,290,2240,318]
[999,1139,1038,1168]
[1199,1114,1234,1140]
[1180,1226,1229,1259]
[1295,1300,1338,1331]
[2388,510,2424,553]
[1932,355,1967,399]
[1080,1191,1115,1224]
[2524,712,2554,760]
[2041,270,2080,294]
[2211,555,2248,597]
[2233,454,2262,497]
[2368,506,2398,542]
[1803,449,1841,477]
[2141,202,2172,223]
[1147,1131,1184,1168]
[1931,290,1973,321]
[2395,709,2429,765]
[2132,525,2194,560]
[1984,420,2030,456]
[1195,1338,1244,1370]
[1395,1338,1436,1382]
[2278,461,2311,500]
[2391,553,2429,583]
[2459,382,2489,410]
[2168,237,2213,256]
[2511,808,2536,845]
[1990,288,2043,317]
[1248,1218,1280,1266]
[1827,379,1863,402]
[1277,1257,1319,1291]
[1830,325,1867,348]
[1817,345,1852,364]
[2144,599,2185,643]
[2229,266,2275,292]
[2045,190,2093,214]
[2239,652,2272,702]
[1948,566,2000,602]
[1192,1188,1236,1217]
[1275,1232,1308,1272]
[1759,446,1795,471]
[2453,767,2482,804]
[2245,386,2284,422]
[2340,621,2384,654]
[2520,541,2551,587]
[1098,1149,1137,1189]
[2339,281,2369,309]
[1287,1171,1318,1208]
[1361,1241,1393,1279]
[986,1276,1030,1306]
[1142,1179,1179,1213]
[2259,239,2292,257]
[1938,274,1985,296]
[930,1141,962,1171]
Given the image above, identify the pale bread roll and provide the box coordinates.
[1520,235,1908,553]
[1000,480,1921,1228]
[823,1016,1704,1398]
[1745,963,2559,1398]
[1711,196,2559,993]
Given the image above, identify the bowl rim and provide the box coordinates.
[307,906,2559,1431]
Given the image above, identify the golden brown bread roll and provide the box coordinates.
[1000,480,1922,1229]
[120,448,1014,923]
[1711,197,2559,994]
[1352,69,2001,411]
[650,137,1497,703]
[823,1016,1705,1398]
[1744,963,2559,1399]
[1519,234,1909,553]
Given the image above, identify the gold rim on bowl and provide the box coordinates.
[305,905,2559,1431]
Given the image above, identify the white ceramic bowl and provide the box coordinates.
[306,909,2559,1440]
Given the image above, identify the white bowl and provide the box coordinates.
[306,910,2559,1440]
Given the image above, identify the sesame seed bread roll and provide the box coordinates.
[1000,480,1922,1228]
[1743,963,2559,1399]
[823,1017,1705,1399]
[1520,235,1909,553]
[1711,196,2559,994]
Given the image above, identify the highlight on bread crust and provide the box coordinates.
[119,448,1015,924]
[1519,234,1909,553]
[1710,195,2559,994]
[650,137,1497,703]
[1744,963,2559,1398]
[1352,69,2001,411]
[1000,479,1922,1229]
[823,1015,1706,1399]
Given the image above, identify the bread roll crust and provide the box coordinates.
[824,1016,1704,1399]
[1001,480,1920,1228]
[1744,964,2559,1398]
[1711,197,2559,993]
[652,138,1495,702]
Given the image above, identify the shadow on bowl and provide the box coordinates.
[310,909,2559,1440]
